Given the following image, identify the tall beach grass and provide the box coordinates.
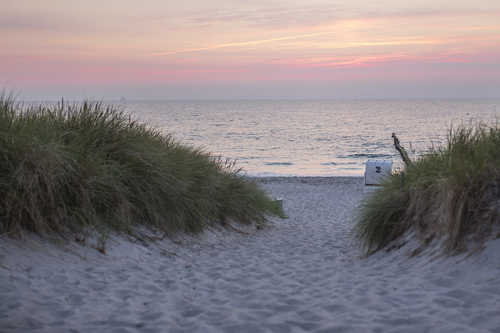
[0,91,279,246]
[353,121,500,256]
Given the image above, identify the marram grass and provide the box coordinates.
[353,121,500,256]
[0,92,279,246]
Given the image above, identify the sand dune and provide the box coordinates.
[1,177,500,332]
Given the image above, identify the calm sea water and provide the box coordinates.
[122,99,500,177]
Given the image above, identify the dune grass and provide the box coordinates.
[353,121,500,256]
[0,91,279,247]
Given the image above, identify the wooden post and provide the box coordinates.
[392,133,411,167]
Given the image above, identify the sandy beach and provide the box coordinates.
[1,177,500,332]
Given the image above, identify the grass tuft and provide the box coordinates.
[0,91,280,244]
[353,121,500,256]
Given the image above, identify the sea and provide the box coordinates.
[122,99,500,177]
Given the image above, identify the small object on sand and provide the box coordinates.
[275,198,284,216]
[272,197,284,217]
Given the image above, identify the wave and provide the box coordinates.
[265,162,294,166]
[345,153,393,159]
[256,147,281,151]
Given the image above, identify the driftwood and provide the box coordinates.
[392,133,411,167]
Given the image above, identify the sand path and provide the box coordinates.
[1,177,500,332]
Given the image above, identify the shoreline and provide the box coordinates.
[1,176,500,332]
[247,174,365,180]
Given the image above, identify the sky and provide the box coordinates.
[2,0,500,100]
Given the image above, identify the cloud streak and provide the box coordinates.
[150,20,428,56]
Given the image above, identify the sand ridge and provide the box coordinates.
[1,177,500,332]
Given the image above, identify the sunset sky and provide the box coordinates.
[2,0,500,100]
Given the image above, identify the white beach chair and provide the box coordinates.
[364,160,392,193]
